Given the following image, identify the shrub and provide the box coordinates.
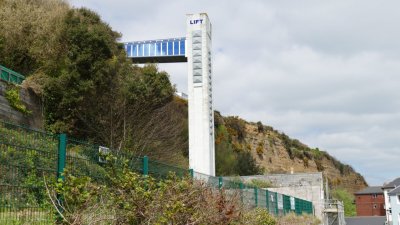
[239,208,276,225]
[5,86,31,115]
[331,188,356,217]
[257,121,264,133]
[256,141,264,156]
[277,212,320,225]
[225,116,246,141]
[50,158,245,225]
[249,179,274,188]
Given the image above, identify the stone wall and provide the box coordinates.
[0,80,43,129]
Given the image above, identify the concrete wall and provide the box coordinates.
[238,173,325,220]
[0,80,43,129]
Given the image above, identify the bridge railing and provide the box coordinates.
[0,65,25,85]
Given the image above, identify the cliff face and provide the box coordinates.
[240,121,367,194]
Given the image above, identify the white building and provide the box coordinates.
[383,177,400,225]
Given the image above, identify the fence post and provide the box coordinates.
[56,133,67,223]
[57,134,67,181]
[266,190,269,210]
[143,156,149,176]
[218,176,223,189]
[189,169,194,178]
[240,182,244,203]
[275,192,279,215]
[254,187,258,207]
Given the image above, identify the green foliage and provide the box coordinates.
[236,151,263,175]
[53,158,244,225]
[249,179,274,189]
[215,125,262,176]
[277,212,320,225]
[331,188,356,217]
[225,116,246,141]
[4,86,31,115]
[239,208,276,225]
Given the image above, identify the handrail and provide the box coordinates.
[0,64,25,85]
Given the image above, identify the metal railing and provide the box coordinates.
[0,65,25,85]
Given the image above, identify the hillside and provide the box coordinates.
[0,0,367,196]
[214,113,367,194]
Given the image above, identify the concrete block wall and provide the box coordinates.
[238,172,325,220]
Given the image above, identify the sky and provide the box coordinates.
[69,0,400,186]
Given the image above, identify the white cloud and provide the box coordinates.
[68,0,400,185]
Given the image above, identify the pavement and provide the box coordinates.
[345,216,386,225]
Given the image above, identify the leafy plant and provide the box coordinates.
[331,188,356,217]
[4,86,31,115]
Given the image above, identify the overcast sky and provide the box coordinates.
[69,0,400,186]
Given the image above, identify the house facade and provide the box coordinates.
[389,186,400,225]
[355,186,385,216]
[383,177,400,225]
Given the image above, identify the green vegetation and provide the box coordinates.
[51,159,259,225]
[277,212,320,225]
[214,112,263,176]
[249,179,274,188]
[331,188,356,217]
[4,86,31,115]
[0,120,317,224]
[0,0,187,166]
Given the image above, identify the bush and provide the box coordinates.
[331,188,356,217]
[256,141,264,156]
[5,86,31,115]
[257,121,264,133]
[51,158,245,225]
[239,208,276,225]
[277,212,320,225]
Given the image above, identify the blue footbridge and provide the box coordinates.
[124,37,187,63]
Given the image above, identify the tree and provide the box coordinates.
[331,188,356,217]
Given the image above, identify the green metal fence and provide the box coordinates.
[0,65,25,85]
[0,120,314,224]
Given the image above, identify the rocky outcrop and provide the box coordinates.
[243,122,367,194]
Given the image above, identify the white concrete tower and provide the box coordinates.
[186,13,215,176]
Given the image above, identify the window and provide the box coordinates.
[155,42,162,56]
[173,40,179,55]
[373,194,378,198]
[143,43,150,57]
[179,40,185,55]
[373,204,377,209]
[137,44,144,57]
[149,43,155,56]
[132,44,138,57]
[167,41,173,55]
[126,44,131,57]
[161,42,167,56]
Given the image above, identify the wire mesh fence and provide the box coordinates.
[0,120,314,223]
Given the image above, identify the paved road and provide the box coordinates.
[345,216,385,225]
